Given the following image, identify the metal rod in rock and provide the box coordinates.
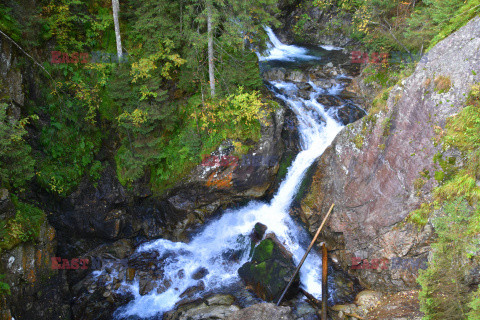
[321,243,328,320]
[276,203,335,306]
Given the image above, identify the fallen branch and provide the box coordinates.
[300,288,320,307]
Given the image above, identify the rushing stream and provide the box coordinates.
[112,29,352,319]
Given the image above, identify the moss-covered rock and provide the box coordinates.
[238,236,299,302]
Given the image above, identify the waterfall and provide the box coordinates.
[113,29,345,320]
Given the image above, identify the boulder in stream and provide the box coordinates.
[238,235,299,302]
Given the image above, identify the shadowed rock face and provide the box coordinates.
[294,17,480,291]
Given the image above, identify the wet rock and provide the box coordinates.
[286,70,308,82]
[317,95,343,106]
[127,250,160,270]
[335,103,366,125]
[312,79,333,90]
[178,269,186,279]
[206,294,235,306]
[250,222,268,245]
[179,281,205,300]
[226,303,294,320]
[71,271,134,320]
[139,278,156,296]
[126,268,136,282]
[297,82,314,99]
[192,267,209,280]
[222,249,244,263]
[263,67,287,81]
[157,279,172,294]
[238,237,299,302]
[165,294,240,320]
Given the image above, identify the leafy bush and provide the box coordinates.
[417,198,479,319]
[0,104,36,190]
[0,274,10,296]
[36,99,103,196]
[0,196,45,254]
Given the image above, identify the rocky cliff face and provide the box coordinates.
[295,17,480,291]
[0,214,71,320]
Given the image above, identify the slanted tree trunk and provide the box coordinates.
[112,0,123,62]
[207,1,216,97]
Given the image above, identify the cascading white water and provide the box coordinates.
[257,27,321,61]
[113,30,345,320]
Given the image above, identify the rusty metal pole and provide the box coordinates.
[321,243,328,320]
[277,203,335,306]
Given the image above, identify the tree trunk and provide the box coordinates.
[112,0,123,62]
[207,1,216,97]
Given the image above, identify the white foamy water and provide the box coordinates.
[113,30,345,320]
[257,27,321,61]
[320,45,343,51]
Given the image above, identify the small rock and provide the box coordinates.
[250,223,267,245]
[126,268,135,282]
[179,281,205,299]
[286,70,307,82]
[192,267,209,280]
[178,269,185,279]
[354,290,383,311]
[263,68,286,81]
[139,278,155,296]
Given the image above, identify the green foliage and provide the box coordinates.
[115,86,274,193]
[0,274,10,296]
[469,287,480,319]
[0,4,22,42]
[36,98,102,196]
[0,197,45,254]
[0,278,9,298]
[425,0,480,50]
[329,0,479,58]
[42,0,114,51]
[413,84,480,317]
[0,104,36,190]
[417,198,480,320]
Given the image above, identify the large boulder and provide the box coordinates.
[238,236,299,302]
[294,17,480,291]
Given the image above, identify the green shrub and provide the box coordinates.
[417,198,479,320]
[0,197,45,254]
[0,104,36,190]
[0,274,10,296]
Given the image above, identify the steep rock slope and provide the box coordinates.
[296,16,480,291]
